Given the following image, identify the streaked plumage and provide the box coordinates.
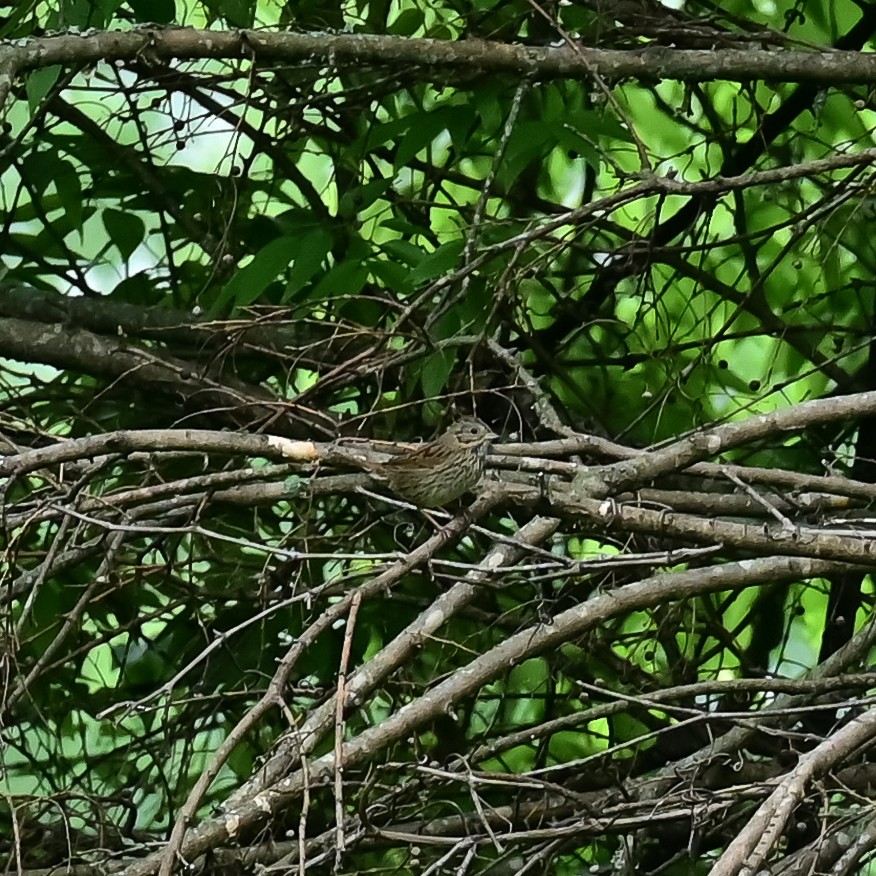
[366,417,497,507]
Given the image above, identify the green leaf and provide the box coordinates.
[382,239,427,267]
[50,0,108,27]
[284,229,333,300]
[227,743,256,779]
[389,7,424,35]
[408,240,465,285]
[26,66,61,115]
[420,348,456,398]
[394,106,475,168]
[54,158,83,231]
[559,4,599,33]
[111,271,161,305]
[455,280,492,332]
[103,209,145,261]
[383,216,431,236]
[124,0,175,22]
[431,308,461,341]
[217,237,295,311]
[363,116,410,151]
[282,475,304,498]
[552,124,601,170]
[16,151,89,237]
[42,131,112,176]
[339,296,388,326]
[311,258,369,300]
[98,0,126,21]
[498,122,553,188]
[369,258,413,297]
[338,178,393,217]
[216,0,256,27]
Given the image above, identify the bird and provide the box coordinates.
[363,417,497,508]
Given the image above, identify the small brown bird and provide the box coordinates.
[365,417,497,507]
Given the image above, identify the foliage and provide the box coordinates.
[2,0,876,874]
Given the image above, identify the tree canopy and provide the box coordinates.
[4,1,876,874]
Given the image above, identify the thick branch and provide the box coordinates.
[4,29,876,92]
